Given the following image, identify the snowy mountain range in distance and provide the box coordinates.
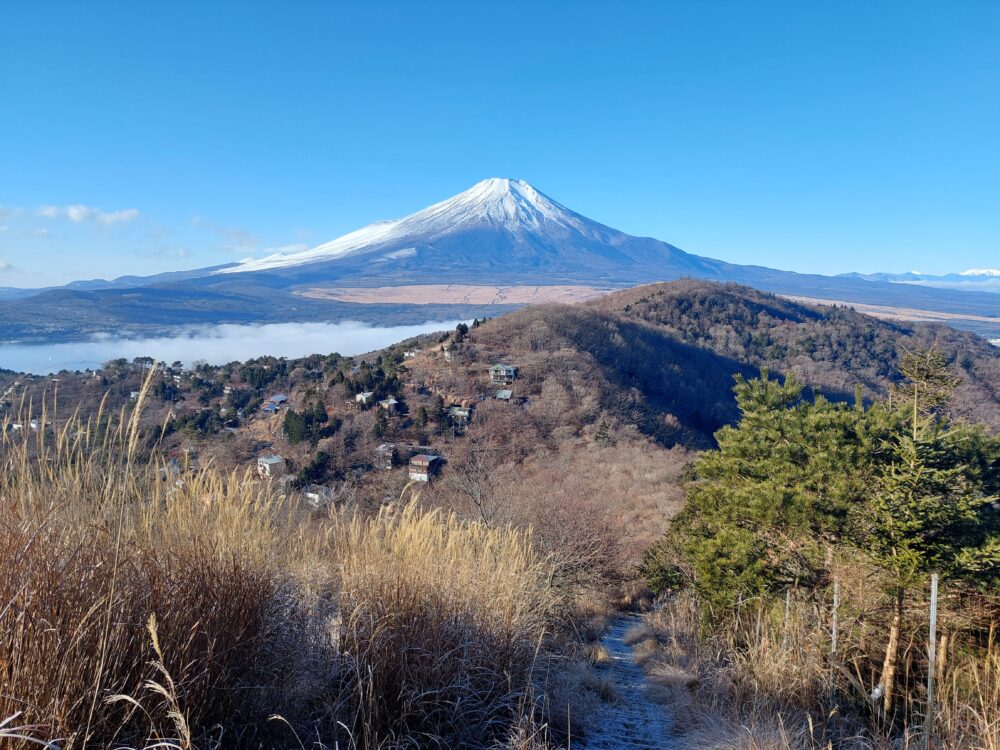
[1,178,999,343]
[839,268,1000,292]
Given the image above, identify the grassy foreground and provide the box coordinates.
[0,390,562,749]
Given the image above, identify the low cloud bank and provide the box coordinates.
[0,320,461,374]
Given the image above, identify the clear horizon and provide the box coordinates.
[2,1,998,286]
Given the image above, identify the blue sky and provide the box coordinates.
[1,1,998,287]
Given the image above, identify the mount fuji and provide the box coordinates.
[2,178,1000,342]
[212,177,716,285]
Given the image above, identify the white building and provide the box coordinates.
[256,455,286,479]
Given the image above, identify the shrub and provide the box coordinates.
[0,385,560,749]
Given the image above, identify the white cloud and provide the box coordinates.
[97,208,140,225]
[37,204,140,225]
[0,259,14,273]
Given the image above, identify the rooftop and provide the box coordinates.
[410,453,440,465]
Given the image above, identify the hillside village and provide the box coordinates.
[4,281,999,579]
[0,315,691,575]
[2,280,1000,750]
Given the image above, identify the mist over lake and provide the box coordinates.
[0,320,462,374]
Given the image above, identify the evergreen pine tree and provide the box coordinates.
[853,349,999,714]
[372,408,388,439]
[652,371,867,614]
[283,409,308,444]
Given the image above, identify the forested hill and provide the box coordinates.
[467,281,1000,445]
[598,281,1000,424]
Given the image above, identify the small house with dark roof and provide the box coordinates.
[408,453,442,483]
[489,364,518,385]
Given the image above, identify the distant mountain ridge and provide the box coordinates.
[839,268,1000,292]
[1,178,999,342]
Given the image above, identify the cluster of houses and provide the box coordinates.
[490,365,519,403]
[262,393,288,415]
[355,391,399,412]
[374,442,441,482]
[249,360,518,503]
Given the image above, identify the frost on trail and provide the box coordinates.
[584,614,677,750]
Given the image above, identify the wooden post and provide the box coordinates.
[936,631,949,689]
[782,588,792,650]
[926,572,939,750]
[831,577,840,655]
[883,587,905,715]
[829,576,841,706]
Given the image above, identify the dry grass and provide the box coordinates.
[0,381,563,749]
[628,590,1000,750]
[332,502,559,747]
[937,649,1000,750]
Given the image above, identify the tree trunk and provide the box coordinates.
[883,587,905,715]
[936,631,949,689]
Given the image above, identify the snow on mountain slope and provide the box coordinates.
[217,178,643,275]
[839,268,1000,293]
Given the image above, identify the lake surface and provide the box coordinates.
[0,320,461,374]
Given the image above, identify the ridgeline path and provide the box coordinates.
[583,614,677,750]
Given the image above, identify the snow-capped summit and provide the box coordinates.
[840,267,1000,292]
[217,178,707,279]
[415,177,572,230]
[960,268,1000,277]
[218,178,613,275]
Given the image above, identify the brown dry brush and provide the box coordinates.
[0,381,562,750]
[635,581,1000,750]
